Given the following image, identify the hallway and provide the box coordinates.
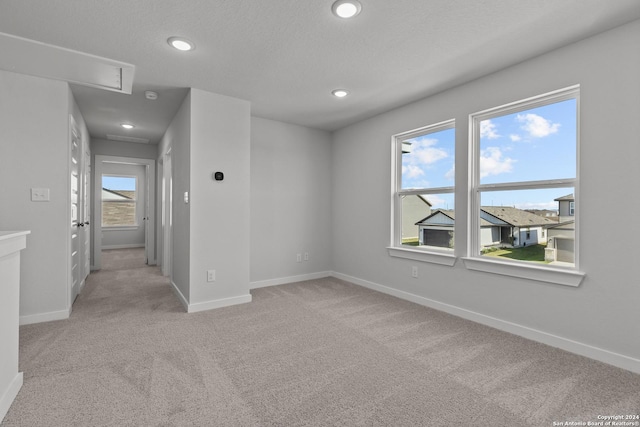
[2,250,187,425]
[101,248,147,271]
[75,248,180,318]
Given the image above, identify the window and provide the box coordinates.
[102,175,137,227]
[468,86,579,274]
[569,201,575,216]
[389,120,456,265]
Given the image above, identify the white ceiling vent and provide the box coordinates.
[0,32,134,94]
[106,134,150,144]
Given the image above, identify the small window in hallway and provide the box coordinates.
[102,175,137,226]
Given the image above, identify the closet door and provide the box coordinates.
[70,116,81,305]
[81,146,91,283]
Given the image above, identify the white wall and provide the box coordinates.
[100,163,146,249]
[188,89,251,309]
[91,138,158,160]
[0,71,71,322]
[250,117,332,287]
[331,21,640,368]
[158,92,191,301]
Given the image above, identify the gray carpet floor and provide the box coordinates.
[3,250,639,426]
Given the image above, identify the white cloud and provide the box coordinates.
[480,147,515,178]
[415,147,448,165]
[516,113,560,138]
[480,120,499,139]
[411,138,448,165]
[402,164,424,179]
[402,138,448,184]
[445,165,455,181]
[510,134,521,142]
[424,194,446,208]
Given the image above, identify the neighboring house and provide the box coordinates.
[401,195,431,241]
[546,194,575,263]
[102,188,136,226]
[480,206,557,247]
[526,209,558,221]
[416,206,557,249]
[414,209,456,248]
[555,193,575,223]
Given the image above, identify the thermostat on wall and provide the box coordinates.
[213,171,224,181]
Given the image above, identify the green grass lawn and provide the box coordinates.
[402,238,420,247]
[482,244,549,263]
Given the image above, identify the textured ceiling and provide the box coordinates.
[1,0,639,143]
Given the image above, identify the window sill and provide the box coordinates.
[461,257,585,287]
[102,226,139,231]
[387,247,456,266]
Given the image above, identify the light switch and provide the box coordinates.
[31,188,50,202]
[184,191,189,204]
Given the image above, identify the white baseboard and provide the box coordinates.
[0,372,22,423]
[250,271,332,289]
[20,308,70,325]
[169,281,252,313]
[332,271,640,375]
[188,294,252,313]
[102,244,145,250]
[169,280,189,312]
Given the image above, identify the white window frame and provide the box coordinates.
[101,174,138,228]
[569,201,575,216]
[388,119,456,266]
[463,85,585,287]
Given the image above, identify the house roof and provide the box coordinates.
[546,220,575,230]
[415,195,432,207]
[416,209,494,227]
[102,188,133,201]
[481,206,558,227]
[554,193,574,201]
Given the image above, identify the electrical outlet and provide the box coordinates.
[304,252,309,261]
[207,270,216,282]
[411,266,418,278]
[296,253,302,263]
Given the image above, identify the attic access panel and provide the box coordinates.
[0,32,134,94]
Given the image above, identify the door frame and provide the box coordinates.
[93,155,156,270]
[161,148,172,277]
[157,147,173,277]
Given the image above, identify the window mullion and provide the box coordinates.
[478,178,576,192]
[398,186,455,196]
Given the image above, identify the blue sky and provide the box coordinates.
[401,99,576,210]
[102,175,136,191]
[401,127,456,209]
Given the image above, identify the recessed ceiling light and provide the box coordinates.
[332,89,349,98]
[167,37,195,51]
[121,123,135,129]
[145,90,158,100]
[331,0,362,18]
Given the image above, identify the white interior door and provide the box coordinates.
[70,117,81,305]
[144,165,150,264]
[81,148,91,283]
